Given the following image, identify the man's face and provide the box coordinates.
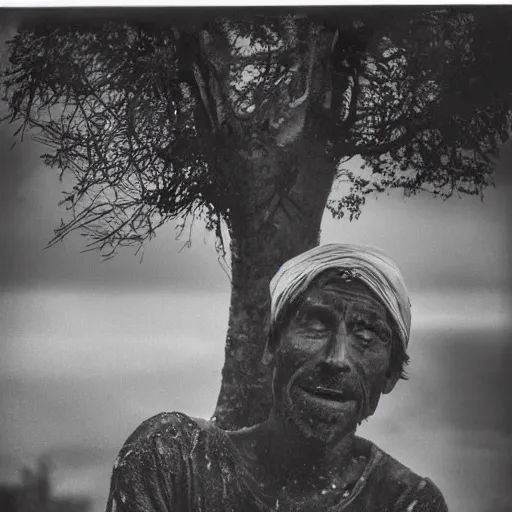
[271,271,396,442]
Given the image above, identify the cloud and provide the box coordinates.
[321,145,512,292]
[0,124,229,291]
[3,290,510,512]
[2,111,511,293]
[359,326,512,512]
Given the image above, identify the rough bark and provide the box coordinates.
[213,130,337,429]
[182,20,345,430]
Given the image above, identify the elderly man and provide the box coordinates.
[106,244,447,511]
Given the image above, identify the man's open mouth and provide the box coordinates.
[300,385,350,402]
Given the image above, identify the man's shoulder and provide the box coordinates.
[368,440,423,487]
[123,412,226,448]
[122,411,210,445]
[114,412,229,469]
[108,413,258,511]
[359,438,448,511]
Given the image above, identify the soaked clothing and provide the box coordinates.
[106,412,448,512]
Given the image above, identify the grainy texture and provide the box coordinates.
[106,412,447,512]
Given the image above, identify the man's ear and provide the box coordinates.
[261,332,277,366]
[382,370,400,394]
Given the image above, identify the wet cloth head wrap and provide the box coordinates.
[269,243,412,351]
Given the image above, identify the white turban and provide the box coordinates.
[269,243,411,350]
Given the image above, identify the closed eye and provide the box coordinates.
[297,305,336,332]
[350,318,391,344]
[352,327,391,351]
[354,329,377,345]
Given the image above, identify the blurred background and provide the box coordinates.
[1,14,512,512]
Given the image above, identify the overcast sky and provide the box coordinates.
[1,116,511,295]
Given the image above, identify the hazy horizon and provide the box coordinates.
[1,285,510,512]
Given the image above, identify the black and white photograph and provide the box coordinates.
[0,4,511,512]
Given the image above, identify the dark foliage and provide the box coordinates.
[2,7,511,253]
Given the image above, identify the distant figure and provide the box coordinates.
[106,244,448,511]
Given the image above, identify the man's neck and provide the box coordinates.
[251,408,357,488]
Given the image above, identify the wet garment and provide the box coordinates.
[106,413,448,512]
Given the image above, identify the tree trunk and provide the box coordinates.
[213,132,337,430]
[189,19,344,429]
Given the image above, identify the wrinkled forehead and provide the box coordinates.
[298,268,390,318]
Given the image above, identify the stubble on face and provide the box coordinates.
[271,272,393,444]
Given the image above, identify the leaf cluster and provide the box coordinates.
[326,8,512,220]
[3,20,225,257]
[2,8,512,250]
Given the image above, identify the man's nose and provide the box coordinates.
[323,330,351,372]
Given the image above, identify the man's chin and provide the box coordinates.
[286,385,359,439]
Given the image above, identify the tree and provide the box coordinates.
[2,6,511,429]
